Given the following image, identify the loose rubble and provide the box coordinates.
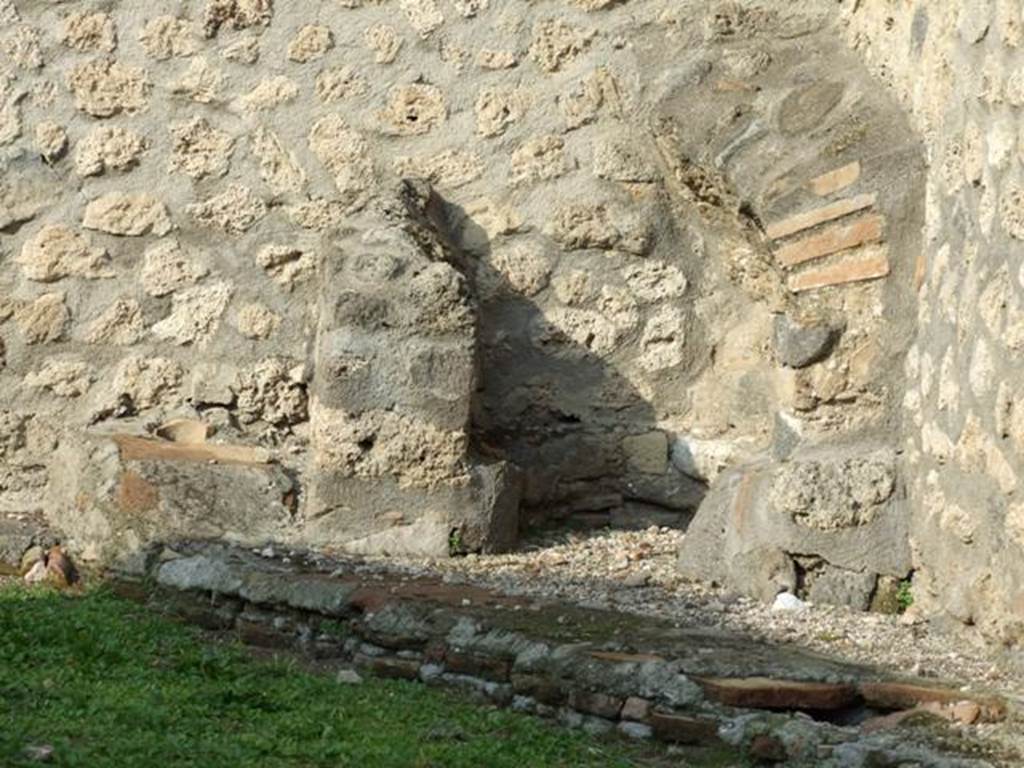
[360,528,1024,698]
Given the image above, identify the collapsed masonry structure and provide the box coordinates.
[0,0,1020,643]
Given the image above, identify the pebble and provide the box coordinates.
[336,669,363,685]
[621,572,650,588]
[23,560,48,585]
[772,592,809,612]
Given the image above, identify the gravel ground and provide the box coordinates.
[352,527,1024,700]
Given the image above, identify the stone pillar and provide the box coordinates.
[303,182,520,556]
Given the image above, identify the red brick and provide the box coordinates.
[511,674,565,705]
[112,434,270,466]
[787,248,890,293]
[568,690,624,719]
[766,192,876,240]
[445,651,512,682]
[775,214,884,267]
[748,734,788,763]
[808,161,861,197]
[363,655,422,681]
[648,712,721,745]
[237,618,293,648]
[860,708,922,735]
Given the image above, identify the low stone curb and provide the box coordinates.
[108,542,1015,767]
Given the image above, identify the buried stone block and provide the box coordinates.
[679,444,910,609]
[0,515,52,570]
[45,430,296,566]
[804,564,878,611]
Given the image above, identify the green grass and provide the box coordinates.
[0,585,733,768]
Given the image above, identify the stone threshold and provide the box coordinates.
[108,542,1016,767]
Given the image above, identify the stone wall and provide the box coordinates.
[1,0,1014,641]
[838,1,1024,642]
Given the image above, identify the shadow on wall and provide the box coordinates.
[441,199,707,535]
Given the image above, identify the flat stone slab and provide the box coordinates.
[696,676,859,711]
[859,682,1008,723]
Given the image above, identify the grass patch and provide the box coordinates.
[0,585,735,767]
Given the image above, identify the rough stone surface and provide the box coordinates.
[679,446,910,605]
[0,0,1016,651]
[773,315,839,369]
[103,540,1019,767]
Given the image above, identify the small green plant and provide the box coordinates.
[896,578,914,613]
[448,527,466,556]
[317,618,350,640]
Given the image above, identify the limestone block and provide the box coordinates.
[287,25,333,63]
[379,84,446,136]
[45,430,294,565]
[187,185,267,233]
[24,359,93,398]
[806,565,877,610]
[17,226,112,283]
[363,24,403,64]
[61,11,117,53]
[315,66,368,103]
[679,446,911,607]
[152,282,233,347]
[168,117,235,179]
[316,330,474,430]
[238,76,298,112]
[172,57,225,103]
[202,0,273,38]
[66,58,149,117]
[109,356,184,412]
[83,193,172,237]
[250,127,307,194]
[622,432,668,475]
[34,122,67,162]
[511,135,570,185]
[74,126,147,177]
[529,19,592,72]
[475,86,529,137]
[84,298,146,346]
[140,16,198,59]
[15,293,69,344]
[141,241,209,297]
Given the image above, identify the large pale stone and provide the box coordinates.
[83,193,172,236]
